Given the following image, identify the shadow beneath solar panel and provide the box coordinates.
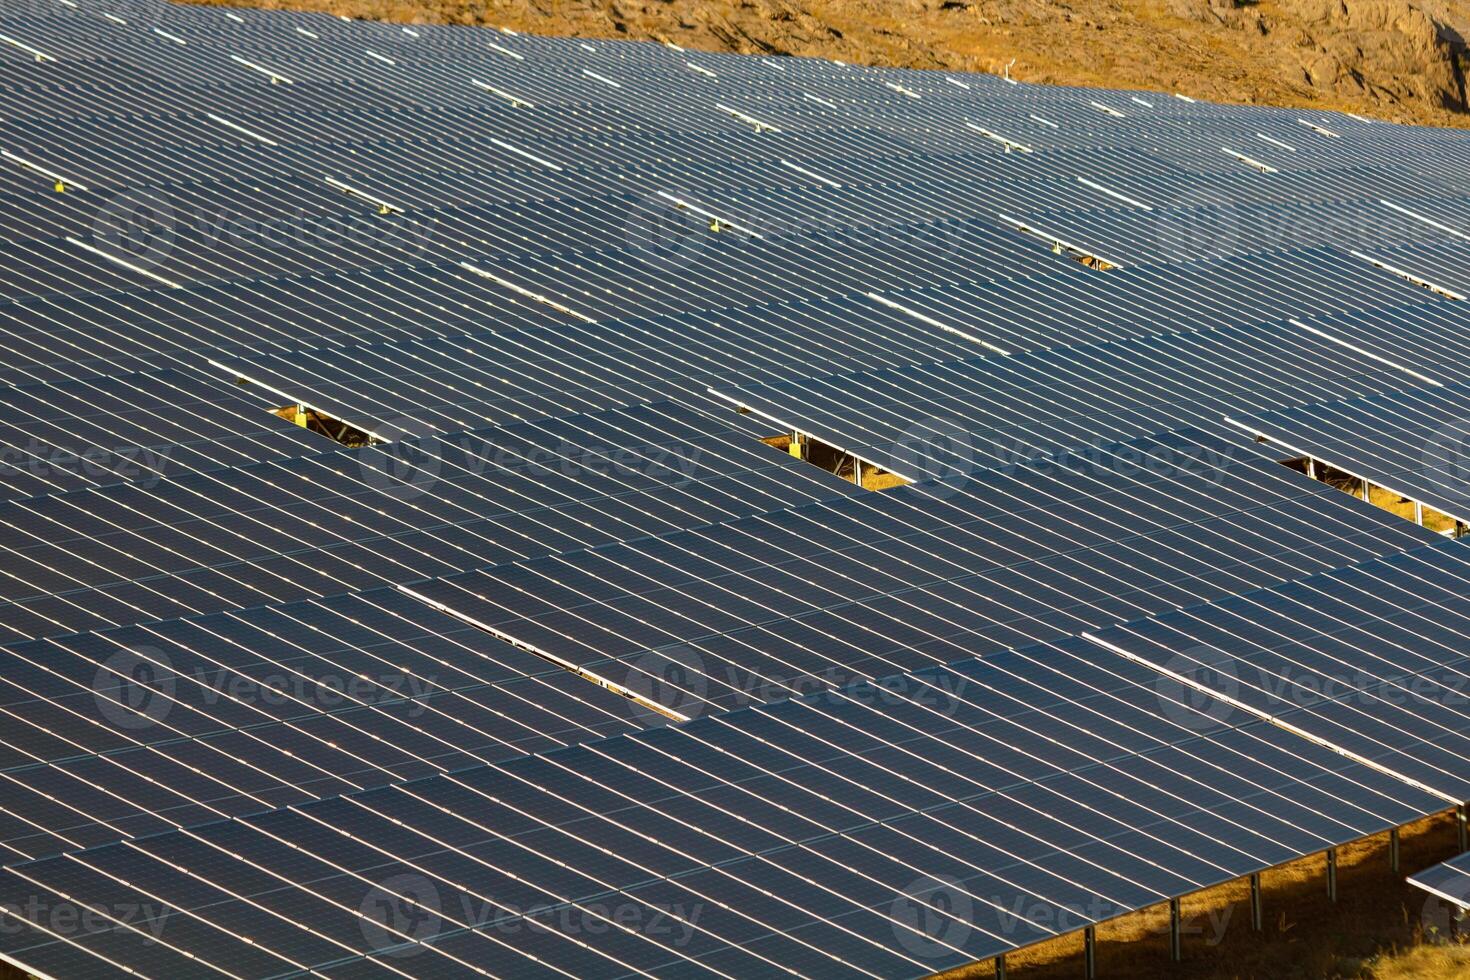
[1072,253,1118,271]
[1279,456,1468,539]
[761,431,911,492]
[939,811,1469,980]
[270,402,381,448]
[224,349,388,448]
[1002,217,1123,271]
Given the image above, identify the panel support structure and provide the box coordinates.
[1459,804,1468,853]
[1250,873,1263,931]
[1169,898,1181,961]
[1390,828,1400,873]
[995,954,1006,980]
[1084,925,1096,978]
[1326,848,1338,903]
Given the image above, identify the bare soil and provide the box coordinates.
[191,0,1470,128]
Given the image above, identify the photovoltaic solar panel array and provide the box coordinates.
[1410,849,1470,910]
[2,0,1470,976]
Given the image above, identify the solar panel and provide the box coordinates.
[1409,850,1470,909]
[0,585,652,862]
[0,627,1443,978]
[1087,539,1470,801]
[2,0,1470,976]
[403,430,1437,719]
[0,400,863,642]
[1234,380,1470,527]
[711,317,1426,478]
[0,365,320,498]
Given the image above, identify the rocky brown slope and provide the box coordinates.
[193,0,1469,127]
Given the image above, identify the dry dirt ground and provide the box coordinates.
[935,811,1470,979]
[190,0,1470,127]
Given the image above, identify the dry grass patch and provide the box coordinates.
[940,812,1470,979]
[1368,942,1470,979]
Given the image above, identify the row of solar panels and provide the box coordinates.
[0,300,1445,638]
[5,535,1470,977]
[0,421,1441,863]
[2,0,1470,977]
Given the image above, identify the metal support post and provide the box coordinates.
[1169,898,1181,961]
